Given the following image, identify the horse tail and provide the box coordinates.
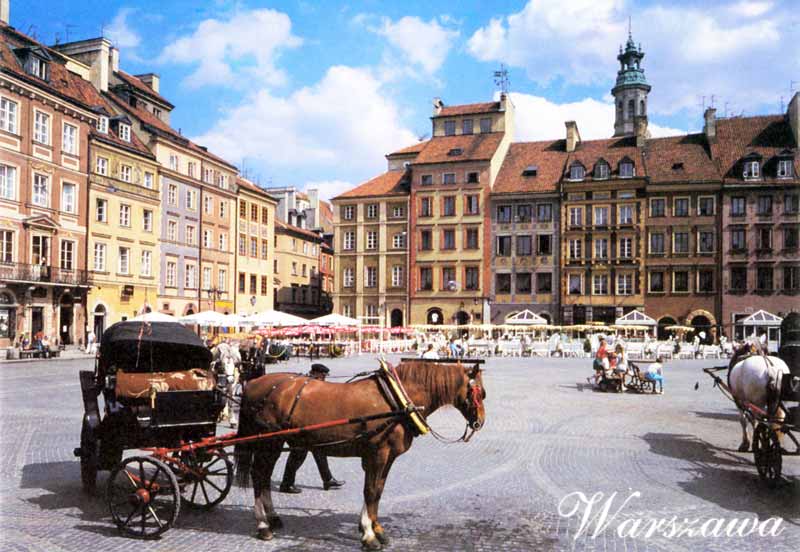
[234,393,257,488]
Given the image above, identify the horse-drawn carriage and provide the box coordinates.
[703,313,800,485]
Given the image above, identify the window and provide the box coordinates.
[618,205,633,225]
[168,184,177,205]
[466,171,479,184]
[649,233,665,254]
[204,195,213,214]
[536,203,553,222]
[118,247,130,274]
[593,206,608,226]
[593,274,609,295]
[674,198,689,217]
[249,274,257,294]
[0,164,16,200]
[34,111,50,144]
[420,197,432,217]
[619,161,635,178]
[516,235,532,256]
[698,231,714,253]
[465,228,479,249]
[698,196,715,216]
[569,239,582,259]
[757,267,773,291]
[511,272,531,293]
[497,205,512,223]
[93,243,106,271]
[120,164,132,183]
[442,267,456,290]
[778,159,794,178]
[343,231,355,250]
[366,231,378,250]
[163,220,176,242]
[785,194,800,214]
[496,273,511,293]
[0,230,11,263]
[141,250,152,277]
[537,234,553,255]
[391,265,404,287]
[462,119,474,134]
[619,237,633,258]
[393,233,406,249]
[650,198,666,217]
[95,198,107,222]
[59,240,74,270]
[0,97,18,133]
[239,201,248,218]
[261,239,268,259]
[617,273,633,295]
[757,227,771,250]
[731,196,746,216]
[186,190,196,210]
[142,171,153,189]
[442,229,456,250]
[730,267,747,292]
[250,237,258,257]
[443,196,456,216]
[731,228,746,251]
[203,230,212,249]
[169,154,178,171]
[673,271,689,292]
[465,267,479,290]
[649,271,665,292]
[568,207,582,227]
[343,267,354,288]
[186,225,196,245]
[343,205,354,220]
[673,232,689,254]
[536,272,552,294]
[204,168,213,184]
[251,204,258,221]
[569,164,585,180]
[444,120,456,136]
[496,236,512,256]
[568,274,582,295]
[594,238,608,260]
[443,173,456,185]
[238,273,246,293]
[785,227,799,249]
[61,182,76,214]
[291,262,298,276]
[594,162,610,179]
[421,174,433,186]
[784,266,800,291]
[420,267,433,290]
[743,160,760,179]
[97,116,108,134]
[119,204,131,227]
[757,195,772,215]
[166,261,176,287]
[366,204,378,219]
[516,204,532,223]
[139,209,152,232]
[273,259,278,273]
[392,205,404,218]
[32,173,48,207]
[480,118,492,133]
[62,123,77,155]
[420,230,432,250]
[698,270,714,292]
[118,123,131,142]
[465,195,479,215]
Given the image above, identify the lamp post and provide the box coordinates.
[206,287,223,313]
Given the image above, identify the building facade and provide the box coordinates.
[274,221,326,318]
[235,177,277,315]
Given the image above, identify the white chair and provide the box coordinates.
[677,344,695,359]
[656,343,674,360]
[627,342,644,360]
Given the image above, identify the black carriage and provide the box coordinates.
[74,321,231,537]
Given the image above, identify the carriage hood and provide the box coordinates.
[99,321,212,373]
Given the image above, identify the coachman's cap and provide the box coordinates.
[310,363,330,375]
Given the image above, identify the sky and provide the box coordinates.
[11,0,800,199]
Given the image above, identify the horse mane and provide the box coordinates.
[393,361,465,410]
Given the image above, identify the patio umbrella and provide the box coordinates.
[179,310,229,326]
[130,311,178,322]
[310,313,361,326]
[246,310,307,327]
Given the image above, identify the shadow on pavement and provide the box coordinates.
[692,410,742,423]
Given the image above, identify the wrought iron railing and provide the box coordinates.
[0,262,89,286]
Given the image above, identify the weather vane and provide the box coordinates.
[493,64,510,95]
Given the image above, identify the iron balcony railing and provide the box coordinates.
[0,262,89,286]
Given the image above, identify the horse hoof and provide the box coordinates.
[257,527,274,541]
[268,516,284,531]
[375,531,389,545]
[361,538,382,550]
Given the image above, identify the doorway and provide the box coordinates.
[455,311,470,325]
[93,304,106,339]
[59,294,74,345]
[390,309,403,328]
[31,307,44,337]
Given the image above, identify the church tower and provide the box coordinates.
[612,26,651,137]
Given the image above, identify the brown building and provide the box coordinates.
[274,220,328,318]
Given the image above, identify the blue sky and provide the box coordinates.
[11,0,800,198]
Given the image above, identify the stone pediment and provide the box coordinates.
[23,214,60,232]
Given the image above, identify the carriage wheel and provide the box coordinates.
[106,456,180,539]
[79,420,98,495]
[752,424,782,486]
[174,450,233,510]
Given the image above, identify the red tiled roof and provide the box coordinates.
[413,132,504,165]
[566,136,645,179]
[434,101,501,118]
[493,140,568,194]
[275,219,323,241]
[711,115,798,184]
[387,140,429,157]
[333,170,410,200]
[237,177,277,201]
[644,134,719,183]
[114,70,174,108]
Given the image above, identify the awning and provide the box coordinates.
[739,309,783,326]
[505,309,549,325]
[615,310,657,326]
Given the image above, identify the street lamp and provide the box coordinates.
[206,287,223,312]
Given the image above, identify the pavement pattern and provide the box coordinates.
[0,354,797,551]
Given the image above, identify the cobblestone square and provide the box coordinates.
[1,355,797,551]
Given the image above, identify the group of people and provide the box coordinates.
[16,332,57,357]
[591,335,664,393]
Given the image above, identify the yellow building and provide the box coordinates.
[86,104,161,332]
[274,221,326,318]
[235,178,277,315]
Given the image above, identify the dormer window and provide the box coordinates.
[447,148,463,156]
[522,165,538,177]
[569,163,585,181]
[118,123,131,142]
[594,161,609,179]
[30,57,48,80]
[444,120,456,136]
[743,160,760,180]
[97,116,108,134]
[619,160,635,178]
[777,159,794,178]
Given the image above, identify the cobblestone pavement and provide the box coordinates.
[0,354,797,551]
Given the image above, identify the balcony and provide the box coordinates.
[0,262,89,286]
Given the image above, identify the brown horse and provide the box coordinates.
[234,359,486,549]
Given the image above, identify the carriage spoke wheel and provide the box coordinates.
[752,424,782,487]
[106,456,180,539]
[174,450,233,510]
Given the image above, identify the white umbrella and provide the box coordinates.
[219,313,246,327]
[180,310,229,326]
[131,311,178,322]
[246,309,307,327]
[310,313,361,326]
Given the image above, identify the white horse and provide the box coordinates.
[728,352,790,452]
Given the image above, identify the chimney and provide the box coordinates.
[788,92,800,147]
[432,97,444,116]
[634,115,648,148]
[136,73,160,94]
[703,107,717,142]
[565,121,581,153]
[1,0,9,24]
[109,47,119,73]
[51,37,112,92]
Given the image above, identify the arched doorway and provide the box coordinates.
[0,292,16,343]
[539,312,552,324]
[690,315,712,344]
[390,309,403,328]
[657,316,676,340]
[93,304,106,338]
[184,304,196,316]
[454,311,470,326]
[426,308,443,325]
[59,293,74,345]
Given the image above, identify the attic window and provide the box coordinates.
[594,162,610,179]
[743,160,760,180]
[97,116,108,134]
[569,163,585,181]
[619,161,635,178]
[447,148,463,156]
[29,56,48,80]
[522,165,538,177]
[119,123,131,142]
[671,162,684,171]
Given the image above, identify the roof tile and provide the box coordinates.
[644,134,719,183]
[493,140,568,194]
[435,101,501,118]
[333,171,409,200]
[414,132,504,165]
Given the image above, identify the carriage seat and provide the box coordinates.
[114,369,216,401]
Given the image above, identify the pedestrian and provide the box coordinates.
[421,343,439,359]
[280,364,344,493]
[645,356,665,394]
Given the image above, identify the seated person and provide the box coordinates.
[644,356,664,394]
[421,343,439,360]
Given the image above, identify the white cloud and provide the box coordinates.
[192,65,416,177]
[303,180,354,201]
[105,8,141,49]
[159,8,302,88]
[372,16,459,75]
[467,0,798,115]
[508,93,685,142]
